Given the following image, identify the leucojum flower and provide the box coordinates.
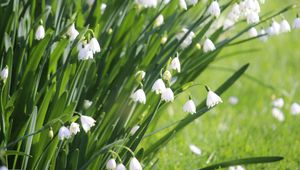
[179,0,187,10]
[80,115,96,132]
[78,44,93,60]
[205,86,223,108]
[69,122,80,135]
[58,126,71,140]
[106,158,117,170]
[152,79,166,94]
[170,56,181,73]
[293,15,300,29]
[129,157,142,170]
[203,38,216,53]
[67,23,79,41]
[131,89,146,104]
[207,1,221,18]
[183,99,196,114]
[35,24,45,40]
[116,163,126,170]
[135,0,157,8]
[154,14,164,27]
[161,88,174,102]
[176,28,195,48]
[88,37,101,54]
[0,67,8,81]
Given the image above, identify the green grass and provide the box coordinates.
[153,1,300,169]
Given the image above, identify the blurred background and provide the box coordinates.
[150,0,300,169]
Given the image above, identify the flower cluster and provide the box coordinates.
[106,157,142,170]
[271,97,300,122]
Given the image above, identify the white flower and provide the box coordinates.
[101,3,107,14]
[227,3,240,22]
[291,102,300,115]
[86,0,95,6]
[130,125,140,135]
[131,89,146,104]
[116,163,126,170]
[67,23,79,41]
[183,99,196,114]
[152,79,166,94]
[69,122,80,135]
[0,166,8,170]
[203,38,216,53]
[269,20,281,35]
[189,144,201,155]
[272,108,284,122]
[186,0,198,6]
[293,17,300,29]
[228,96,239,105]
[223,18,235,30]
[229,165,245,170]
[246,12,259,24]
[170,56,181,73]
[161,36,168,44]
[58,126,71,140]
[272,98,284,108]
[208,1,221,18]
[176,28,195,48]
[248,27,258,37]
[106,159,117,170]
[206,87,222,108]
[161,88,174,102]
[80,115,96,132]
[88,38,101,54]
[154,14,164,27]
[0,67,8,81]
[35,25,45,40]
[136,0,157,8]
[129,157,142,170]
[83,100,93,109]
[179,0,187,10]
[78,45,93,60]
[259,29,268,42]
[280,19,291,33]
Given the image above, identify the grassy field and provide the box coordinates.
[152,1,300,169]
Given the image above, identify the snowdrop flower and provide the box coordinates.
[206,86,222,108]
[58,126,71,140]
[280,19,291,33]
[67,23,79,41]
[88,38,101,54]
[101,3,107,14]
[291,102,300,115]
[170,56,181,73]
[131,89,146,104]
[189,144,201,155]
[259,29,268,42]
[116,163,126,170]
[69,122,80,135]
[0,166,8,170]
[223,18,235,30]
[248,27,258,37]
[86,0,94,6]
[106,159,117,170]
[203,38,216,53]
[227,3,240,22]
[161,88,174,102]
[35,24,45,40]
[208,1,221,18]
[229,96,239,105]
[186,0,198,6]
[272,108,284,122]
[183,99,196,114]
[179,0,187,10]
[154,14,164,27]
[246,12,260,24]
[272,98,284,108]
[129,157,142,170]
[0,67,8,81]
[130,125,140,135]
[152,79,166,94]
[80,115,96,132]
[229,165,245,170]
[161,36,168,44]
[176,28,195,48]
[136,0,157,8]
[163,70,172,82]
[78,45,93,60]
[83,100,93,109]
[293,16,300,29]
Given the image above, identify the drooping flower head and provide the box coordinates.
[69,122,80,135]
[280,19,291,33]
[205,86,222,108]
[152,79,166,94]
[135,0,158,8]
[293,15,300,29]
[78,44,93,60]
[170,56,181,73]
[116,163,126,170]
[129,157,142,170]
[35,24,45,40]
[291,102,300,115]
[88,37,101,54]
[106,158,117,170]
[161,88,174,102]
[203,38,216,53]
[58,126,71,140]
[0,67,8,81]
[131,89,146,104]
[80,115,96,132]
[183,99,196,114]
[179,0,187,10]
[154,14,164,27]
[208,1,221,18]
[67,23,79,41]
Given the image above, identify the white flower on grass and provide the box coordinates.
[86,0,95,6]
[161,88,174,102]
[129,157,142,170]
[88,38,101,54]
[227,3,240,22]
[130,125,140,135]
[186,0,198,6]
[259,28,268,42]
[248,27,258,37]
[58,126,71,140]
[272,98,284,108]
[101,3,107,14]
[116,163,126,170]
[35,25,45,40]
[280,19,291,33]
[161,36,168,44]
[223,18,235,30]
[229,165,245,170]
[83,100,93,109]
[154,14,164,27]
[152,79,166,94]
[189,144,201,155]
[272,108,284,122]
[131,89,146,104]
[0,67,8,81]
[270,20,281,35]
[136,0,157,8]
[179,0,187,10]
[106,158,117,170]
[228,96,239,105]
[176,28,195,48]
[78,45,93,60]
[69,122,80,135]
[246,12,259,24]
[0,166,8,170]
[291,102,300,115]
[206,86,222,108]
[183,99,196,114]
[203,38,216,53]
[208,1,221,18]
[80,115,96,132]
[293,16,300,29]
[170,56,181,73]
[67,23,79,41]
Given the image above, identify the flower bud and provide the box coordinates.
[161,36,168,44]
[48,127,54,139]
[163,70,172,82]
[135,71,146,83]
